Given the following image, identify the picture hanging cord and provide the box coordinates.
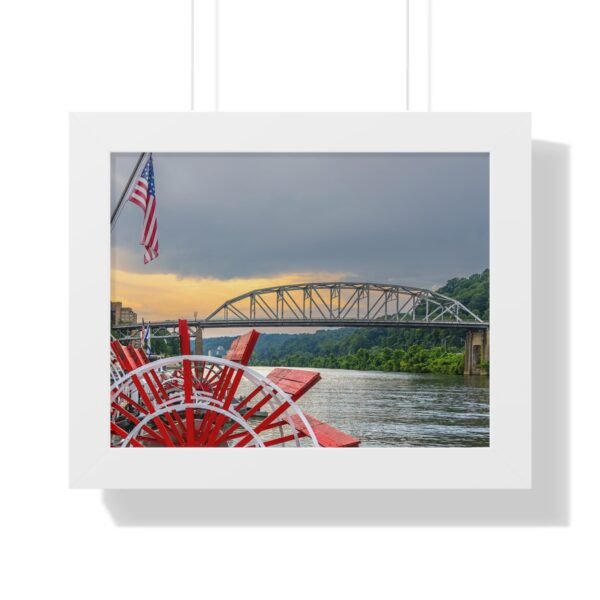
[427,0,431,112]
[190,0,220,111]
[190,0,194,111]
[215,0,220,112]
[406,0,410,111]
[191,0,422,113]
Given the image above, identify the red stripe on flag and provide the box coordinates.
[145,219,158,251]
[142,197,156,244]
[129,197,146,210]
[127,157,159,264]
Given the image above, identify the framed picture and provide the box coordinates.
[70,112,531,489]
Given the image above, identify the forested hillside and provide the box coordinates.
[438,269,489,320]
[245,270,489,372]
[157,270,489,374]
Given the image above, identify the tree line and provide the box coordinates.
[138,270,489,375]
[246,270,489,374]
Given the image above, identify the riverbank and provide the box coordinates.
[250,345,471,375]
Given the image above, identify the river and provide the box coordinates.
[252,366,489,447]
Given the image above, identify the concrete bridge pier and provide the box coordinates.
[194,327,203,354]
[464,329,489,375]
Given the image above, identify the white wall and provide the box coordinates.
[1,1,597,598]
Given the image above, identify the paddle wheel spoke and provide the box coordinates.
[110,320,359,448]
[111,402,164,443]
[111,423,143,447]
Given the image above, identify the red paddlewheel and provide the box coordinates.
[110,355,321,447]
[110,337,126,385]
[110,319,361,448]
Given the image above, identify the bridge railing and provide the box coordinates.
[205,282,483,325]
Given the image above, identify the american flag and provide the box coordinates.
[128,154,159,264]
[140,319,151,354]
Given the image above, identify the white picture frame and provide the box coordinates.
[70,112,531,489]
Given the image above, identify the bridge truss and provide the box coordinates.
[113,282,487,341]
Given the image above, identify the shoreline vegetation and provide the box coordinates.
[251,345,467,375]
[150,270,490,376]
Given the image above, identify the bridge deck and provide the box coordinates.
[114,318,489,333]
[112,281,488,337]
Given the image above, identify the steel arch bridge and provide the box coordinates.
[112,282,488,341]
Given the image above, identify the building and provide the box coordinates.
[111,301,137,326]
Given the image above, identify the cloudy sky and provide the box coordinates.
[111,152,488,324]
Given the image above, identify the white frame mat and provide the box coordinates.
[70,113,531,489]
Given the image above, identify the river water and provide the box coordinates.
[253,366,489,447]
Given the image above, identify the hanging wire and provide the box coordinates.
[215,0,220,111]
[192,0,425,113]
[191,0,195,111]
[406,0,410,111]
[427,0,432,111]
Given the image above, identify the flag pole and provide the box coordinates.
[110,152,147,229]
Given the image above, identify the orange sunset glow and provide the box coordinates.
[111,269,348,322]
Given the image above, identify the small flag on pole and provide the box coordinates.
[128,154,159,264]
[139,319,151,354]
[142,320,151,354]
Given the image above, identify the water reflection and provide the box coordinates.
[253,367,490,447]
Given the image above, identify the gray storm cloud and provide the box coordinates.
[111,152,489,289]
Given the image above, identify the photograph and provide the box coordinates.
[110,151,490,448]
[12,0,589,595]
